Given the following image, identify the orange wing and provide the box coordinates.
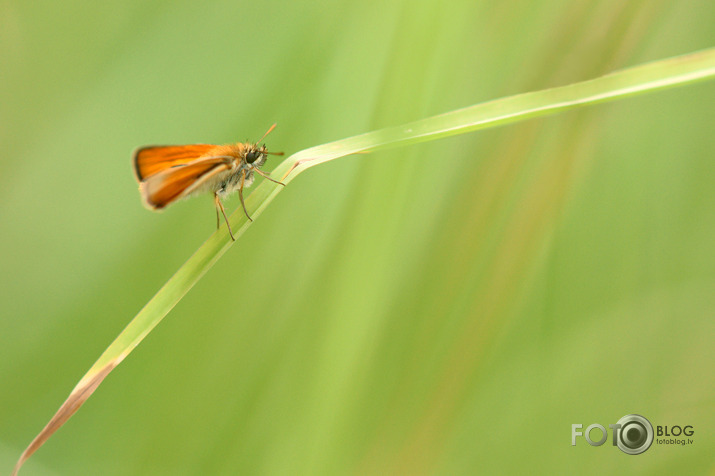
[133,144,216,181]
[139,157,230,209]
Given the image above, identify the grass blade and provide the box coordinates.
[13,46,715,475]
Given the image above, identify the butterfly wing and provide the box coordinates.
[139,156,231,209]
[133,144,216,181]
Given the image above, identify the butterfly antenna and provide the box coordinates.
[257,123,277,144]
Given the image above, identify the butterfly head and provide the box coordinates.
[244,144,268,167]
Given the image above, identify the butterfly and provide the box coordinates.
[133,124,284,240]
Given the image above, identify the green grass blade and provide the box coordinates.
[13,46,715,475]
[280,46,715,174]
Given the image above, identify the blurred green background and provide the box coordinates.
[1,0,714,474]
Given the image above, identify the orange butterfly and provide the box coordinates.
[133,124,284,240]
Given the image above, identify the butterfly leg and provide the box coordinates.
[253,167,286,186]
[238,169,253,222]
[214,192,236,241]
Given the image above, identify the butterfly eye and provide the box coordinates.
[246,150,260,164]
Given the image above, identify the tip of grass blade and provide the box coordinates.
[13,360,120,475]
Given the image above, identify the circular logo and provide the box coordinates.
[615,414,654,455]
